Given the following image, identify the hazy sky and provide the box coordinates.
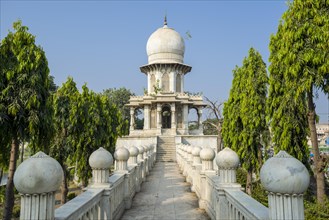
[1,0,328,122]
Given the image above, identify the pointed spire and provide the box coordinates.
[164,14,167,26]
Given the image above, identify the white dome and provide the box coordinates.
[14,152,63,194]
[200,147,216,161]
[89,147,113,169]
[114,147,130,161]
[260,151,310,194]
[216,147,240,169]
[146,22,185,64]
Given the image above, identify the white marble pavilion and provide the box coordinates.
[127,17,206,136]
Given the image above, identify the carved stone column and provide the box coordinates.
[144,105,150,130]
[130,107,135,131]
[171,104,176,129]
[157,104,162,129]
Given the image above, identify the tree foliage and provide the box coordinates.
[50,77,79,204]
[72,86,123,185]
[103,87,134,135]
[222,48,269,194]
[0,20,52,220]
[268,0,329,203]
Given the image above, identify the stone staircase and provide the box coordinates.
[157,136,176,162]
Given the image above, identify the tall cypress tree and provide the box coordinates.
[268,0,329,204]
[223,48,268,195]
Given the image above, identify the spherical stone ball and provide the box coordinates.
[143,145,149,152]
[187,146,193,154]
[89,147,113,169]
[200,147,216,161]
[260,151,310,194]
[129,146,139,157]
[192,146,202,157]
[137,146,144,154]
[216,147,240,169]
[114,147,130,161]
[14,151,63,194]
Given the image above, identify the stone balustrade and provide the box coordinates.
[176,144,310,220]
[14,145,156,220]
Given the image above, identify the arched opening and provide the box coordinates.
[188,107,199,131]
[176,74,181,92]
[162,73,170,92]
[135,108,144,130]
[162,105,171,129]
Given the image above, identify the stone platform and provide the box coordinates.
[121,162,209,220]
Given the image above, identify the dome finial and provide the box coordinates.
[164,13,167,26]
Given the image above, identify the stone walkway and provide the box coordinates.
[121,162,209,220]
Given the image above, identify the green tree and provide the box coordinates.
[103,87,134,135]
[74,86,122,185]
[0,20,52,219]
[50,77,79,204]
[222,48,269,195]
[268,0,329,204]
[203,97,224,152]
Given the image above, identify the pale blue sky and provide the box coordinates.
[1,0,328,122]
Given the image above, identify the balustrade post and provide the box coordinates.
[89,147,113,186]
[114,147,130,173]
[191,146,202,193]
[137,146,145,182]
[216,147,240,184]
[128,146,139,165]
[14,152,63,220]
[143,146,149,175]
[260,151,310,220]
[199,147,216,210]
[215,147,241,220]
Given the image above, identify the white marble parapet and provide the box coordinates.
[55,189,104,220]
[224,189,268,220]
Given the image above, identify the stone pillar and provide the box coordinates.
[128,146,139,165]
[198,108,203,134]
[144,105,150,130]
[200,147,216,171]
[157,104,162,129]
[216,147,239,183]
[183,105,188,132]
[147,73,151,93]
[260,151,310,220]
[181,74,184,92]
[114,147,130,172]
[14,152,63,220]
[89,147,113,186]
[171,104,176,129]
[130,108,135,131]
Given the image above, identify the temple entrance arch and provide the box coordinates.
[162,105,171,129]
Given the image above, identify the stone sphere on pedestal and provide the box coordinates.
[14,151,63,194]
[137,146,144,154]
[129,146,139,157]
[200,147,215,161]
[192,146,202,156]
[114,147,130,161]
[260,151,310,194]
[216,147,240,169]
[187,145,193,154]
[89,147,113,169]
